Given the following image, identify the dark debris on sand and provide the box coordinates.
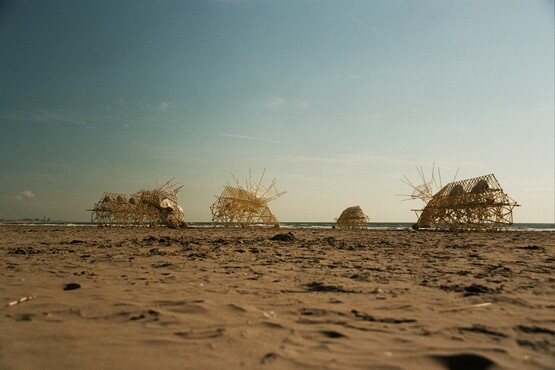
[270,232,295,242]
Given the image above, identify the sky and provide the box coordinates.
[0,0,553,223]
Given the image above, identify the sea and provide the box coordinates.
[1,221,554,231]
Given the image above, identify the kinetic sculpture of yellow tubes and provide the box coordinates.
[412,174,519,231]
[90,179,186,228]
[210,170,285,228]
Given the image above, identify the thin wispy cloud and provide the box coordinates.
[296,100,309,108]
[0,110,87,126]
[4,190,35,201]
[265,97,286,110]
[263,97,308,110]
[219,133,276,143]
[338,111,383,125]
[535,103,554,113]
[350,15,364,26]
[111,100,172,113]
[285,154,419,166]
[370,25,402,49]
[139,102,152,111]
[346,73,362,80]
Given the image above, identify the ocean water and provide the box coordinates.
[505,223,555,231]
[1,221,553,231]
[279,222,555,231]
[280,222,414,230]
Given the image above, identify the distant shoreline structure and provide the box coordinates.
[1,220,553,231]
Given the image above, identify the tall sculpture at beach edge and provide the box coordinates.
[336,205,369,229]
[411,174,519,231]
[210,170,285,228]
[90,179,186,228]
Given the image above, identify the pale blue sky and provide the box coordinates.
[1,0,553,222]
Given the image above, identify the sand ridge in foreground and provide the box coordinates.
[1,226,554,370]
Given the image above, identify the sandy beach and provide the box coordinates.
[1,225,553,370]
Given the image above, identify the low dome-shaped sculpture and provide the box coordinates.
[336,205,369,229]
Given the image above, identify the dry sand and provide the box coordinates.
[1,225,554,370]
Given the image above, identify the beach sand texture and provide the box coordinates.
[1,225,554,370]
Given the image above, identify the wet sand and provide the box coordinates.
[1,225,554,369]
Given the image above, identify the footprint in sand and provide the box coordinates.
[174,328,225,340]
[432,353,496,370]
